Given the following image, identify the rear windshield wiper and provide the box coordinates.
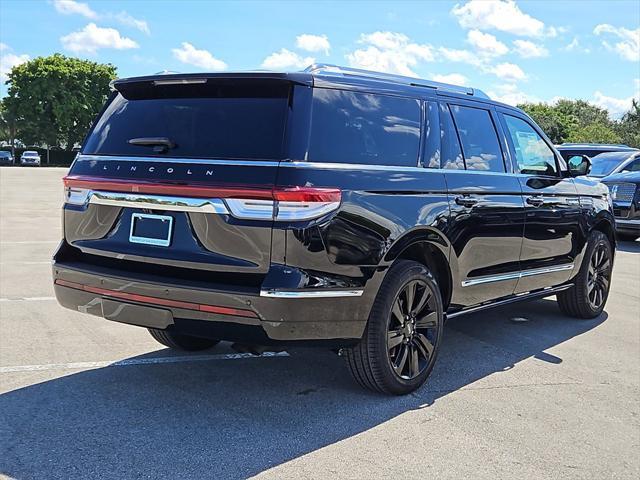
[128,137,176,153]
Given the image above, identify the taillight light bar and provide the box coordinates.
[54,279,258,318]
[63,176,341,221]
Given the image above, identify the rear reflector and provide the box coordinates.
[54,279,258,318]
[63,176,341,221]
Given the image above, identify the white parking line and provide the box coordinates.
[0,261,51,265]
[0,241,59,245]
[0,351,290,373]
[0,296,56,302]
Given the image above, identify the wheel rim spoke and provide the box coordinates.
[387,330,404,350]
[404,281,416,313]
[412,289,431,316]
[391,299,404,325]
[415,333,434,358]
[409,345,419,377]
[416,311,438,329]
[394,344,409,375]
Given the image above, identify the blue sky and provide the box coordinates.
[1,0,639,117]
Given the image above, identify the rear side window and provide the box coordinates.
[503,114,557,175]
[439,103,464,169]
[83,81,289,160]
[449,104,505,172]
[308,88,420,166]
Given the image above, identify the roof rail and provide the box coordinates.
[304,63,490,99]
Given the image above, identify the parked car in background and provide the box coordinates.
[20,151,41,166]
[555,143,638,162]
[602,171,640,241]
[0,151,15,165]
[53,65,616,395]
[586,151,640,178]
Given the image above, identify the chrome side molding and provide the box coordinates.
[461,263,575,287]
[88,191,229,214]
[260,289,364,298]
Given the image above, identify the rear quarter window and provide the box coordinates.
[307,88,421,167]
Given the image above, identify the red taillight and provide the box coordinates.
[62,175,341,221]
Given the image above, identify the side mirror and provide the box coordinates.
[567,155,591,177]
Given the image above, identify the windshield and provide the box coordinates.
[23,152,37,157]
[589,153,632,177]
[83,80,290,160]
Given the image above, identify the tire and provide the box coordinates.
[557,230,613,319]
[148,328,220,351]
[345,260,444,395]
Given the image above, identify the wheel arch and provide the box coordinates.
[383,230,453,310]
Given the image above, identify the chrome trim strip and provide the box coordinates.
[259,289,364,298]
[280,161,423,172]
[88,191,229,214]
[76,154,280,167]
[462,263,574,287]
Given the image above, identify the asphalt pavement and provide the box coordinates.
[1,167,638,479]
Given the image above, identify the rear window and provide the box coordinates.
[307,88,421,167]
[83,80,290,160]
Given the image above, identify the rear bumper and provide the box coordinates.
[52,260,374,344]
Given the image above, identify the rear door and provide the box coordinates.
[498,110,581,293]
[441,100,525,307]
[64,77,295,278]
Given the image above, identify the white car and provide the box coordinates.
[20,151,41,166]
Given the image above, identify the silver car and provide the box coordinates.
[20,151,41,166]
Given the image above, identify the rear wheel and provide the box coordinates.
[345,260,444,395]
[148,328,220,351]
[557,230,613,319]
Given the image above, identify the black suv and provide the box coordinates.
[53,65,615,395]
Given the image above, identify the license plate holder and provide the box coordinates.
[129,213,173,247]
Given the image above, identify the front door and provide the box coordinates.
[498,110,582,293]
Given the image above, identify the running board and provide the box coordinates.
[445,283,574,320]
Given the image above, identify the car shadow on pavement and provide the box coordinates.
[616,239,639,253]
[0,298,606,480]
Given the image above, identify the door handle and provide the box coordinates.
[454,195,479,207]
[526,196,545,207]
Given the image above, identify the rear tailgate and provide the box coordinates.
[62,75,299,279]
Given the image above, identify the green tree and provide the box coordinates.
[553,99,612,130]
[4,54,116,151]
[566,123,622,144]
[518,103,572,144]
[615,99,640,148]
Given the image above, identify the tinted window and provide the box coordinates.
[621,158,640,172]
[450,105,505,172]
[83,82,289,160]
[424,102,441,168]
[439,103,464,170]
[503,115,557,175]
[308,88,420,166]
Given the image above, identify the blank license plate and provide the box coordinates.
[129,213,173,247]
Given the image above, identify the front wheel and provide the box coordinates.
[345,260,444,395]
[557,230,613,319]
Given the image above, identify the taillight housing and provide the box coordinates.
[63,176,341,221]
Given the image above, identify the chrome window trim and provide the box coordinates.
[281,161,427,172]
[88,191,229,214]
[259,289,364,298]
[462,263,574,287]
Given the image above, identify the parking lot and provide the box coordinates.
[0,166,638,479]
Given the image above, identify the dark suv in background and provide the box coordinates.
[53,65,615,395]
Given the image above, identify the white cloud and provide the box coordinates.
[451,0,555,38]
[346,31,434,77]
[591,91,638,119]
[53,0,97,19]
[431,73,468,86]
[171,42,227,71]
[563,36,590,54]
[491,62,527,82]
[488,83,538,105]
[438,46,482,66]
[467,30,508,57]
[113,11,150,35]
[0,45,30,81]
[513,39,548,58]
[593,24,640,62]
[60,23,138,54]
[261,48,314,70]
[295,34,330,55]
